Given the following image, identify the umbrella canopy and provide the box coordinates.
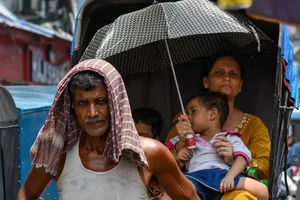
[81,0,273,76]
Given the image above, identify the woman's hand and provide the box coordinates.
[213,136,234,165]
[175,115,194,141]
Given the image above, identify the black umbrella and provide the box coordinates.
[81,0,273,113]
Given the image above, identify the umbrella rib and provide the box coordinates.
[164,39,186,115]
[249,25,261,52]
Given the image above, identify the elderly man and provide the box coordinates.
[17,59,199,200]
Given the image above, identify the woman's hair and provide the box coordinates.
[202,52,244,80]
[188,91,229,126]
[69,71,105,100]
[132,107,164,138]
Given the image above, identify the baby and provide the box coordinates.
[166,92,268,200]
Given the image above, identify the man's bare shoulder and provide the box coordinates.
[139,136,171,163]
[139,136,165,151]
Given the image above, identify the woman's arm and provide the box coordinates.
[247,116,270,179]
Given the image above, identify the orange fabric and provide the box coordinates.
[164,111,182,142]
[221,190,257,200]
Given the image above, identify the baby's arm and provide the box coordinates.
[173,148,192,168]
[220,155,247,193]
[174,140,186,152]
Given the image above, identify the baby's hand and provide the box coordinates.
[219,175,235,193]
[176,115,193,142]
[175,148,192,163]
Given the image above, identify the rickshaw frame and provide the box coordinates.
[71,1,295,199]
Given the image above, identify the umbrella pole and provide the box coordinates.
[164,39,186,115]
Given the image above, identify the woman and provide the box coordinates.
[165,53,271,199]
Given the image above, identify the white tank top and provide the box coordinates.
[56,138,148,200]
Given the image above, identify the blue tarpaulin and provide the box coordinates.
[4,86,58,200]
[281,24,299,109]
[70,0,86,55]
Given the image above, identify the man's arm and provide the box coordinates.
[143,138,199,200]
[17,166,54,200]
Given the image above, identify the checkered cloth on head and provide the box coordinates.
[30,59,149,176]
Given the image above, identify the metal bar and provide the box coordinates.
[164,39,186,115]
[268,23,283,199]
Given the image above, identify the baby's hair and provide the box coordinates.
[188,91,229,126]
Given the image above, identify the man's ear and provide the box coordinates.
[209,108,218,121]
[203,77,209,89]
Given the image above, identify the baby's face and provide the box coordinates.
[186,98,210,133]
[135,122,154,139]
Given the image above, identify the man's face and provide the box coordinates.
[72,84,111,137]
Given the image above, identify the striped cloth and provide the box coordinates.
[30,59,149,176]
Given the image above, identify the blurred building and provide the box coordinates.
[0,1,72,85]
[0,0,85,34]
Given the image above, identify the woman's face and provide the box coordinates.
[202,56,243,99]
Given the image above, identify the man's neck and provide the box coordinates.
[80,132,108,154]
